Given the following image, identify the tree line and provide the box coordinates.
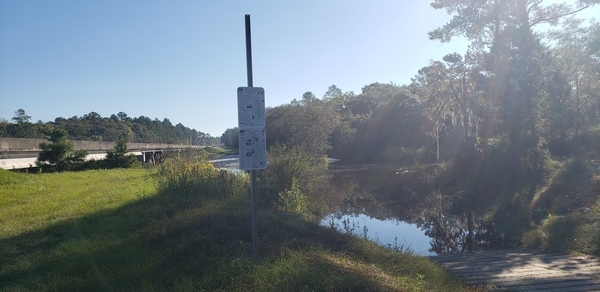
[241,1,599,167]
[33,127,138,172]
[0,110,220,146]
[221,1,600,241]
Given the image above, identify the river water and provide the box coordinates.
[212,157,503,255]
[322,163,505,255]
[321,212,435,256]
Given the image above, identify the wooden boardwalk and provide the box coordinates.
[429,250,600,291]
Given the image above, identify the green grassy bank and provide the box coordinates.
[520,159,600,255]
[0,168,471,291]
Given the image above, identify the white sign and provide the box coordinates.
[237,87,265,129]
[239,128,267,170]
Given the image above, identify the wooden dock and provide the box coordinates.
[429,250,600,291]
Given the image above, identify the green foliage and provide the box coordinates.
[357,86,425,162]
[279,178,309,217]
[523,212,600,255]
[11,109,31,124]
[105,137,137,168]
[4,109,39,138]
[520,166,600,255]
[202,146,227,157]
[220,127,239,148]
[156,156,248,199]
[381,146,432,165]
[36,128,88,171]
[2,1,598,259]
[2,110,219,145]
[266,95,339,156]
[326,83,430,164]
[262,143,328,199]
[0,118,8,136]
[532,159,595,214]
[411,53,481,162]
[261,144,331,220]
[0,169,467,291]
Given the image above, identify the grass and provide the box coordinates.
[0,167,472,291]
[522,173,600,255]
[521,160,600,255]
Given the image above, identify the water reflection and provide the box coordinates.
[418,212,504,254]
[325,164,506,255]
[321,212,435,256]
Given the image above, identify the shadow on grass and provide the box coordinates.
[540,214,600,255]
[0,192,173,290]
[0,185,451,291]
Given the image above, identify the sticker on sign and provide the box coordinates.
[238,128,267,170]
[237,87,265,129]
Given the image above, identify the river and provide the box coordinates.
[322,163,505,255]
[212,157,504,255]
[321,212,435,256]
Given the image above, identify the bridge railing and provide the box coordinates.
[0,137,206,153]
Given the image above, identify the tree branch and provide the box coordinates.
[530,4,596,27]
[527,0,545,14]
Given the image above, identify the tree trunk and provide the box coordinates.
[466,210,474,251]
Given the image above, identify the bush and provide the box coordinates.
[259,143,332,220]
[261,144,329,201]
[156,157,248,199]
[279,178,309,217]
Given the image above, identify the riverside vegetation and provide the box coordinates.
[3,1,600,289]
[0,159,474,291]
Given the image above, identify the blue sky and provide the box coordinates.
[0,1,596,137]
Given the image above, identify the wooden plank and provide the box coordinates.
[456,269,578,282]
[486,275,593,286]
[518,280,600,292]
[429,250,600,291]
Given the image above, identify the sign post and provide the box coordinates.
[238,14,266,263]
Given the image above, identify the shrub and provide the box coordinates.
[279,178,309,217]
[261,143,329,201]
[156,157,248,199]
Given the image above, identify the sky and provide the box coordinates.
[0,1,597,137]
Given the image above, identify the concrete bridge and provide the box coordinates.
[0,137,206,169]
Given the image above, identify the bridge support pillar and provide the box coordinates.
[140,150,163,165]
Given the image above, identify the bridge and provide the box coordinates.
[0,137,206,170]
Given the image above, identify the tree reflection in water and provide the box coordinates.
[418,210,504,254]
[327,164,507,254]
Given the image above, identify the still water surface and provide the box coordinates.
[324,163,504,255]
[212,157,503,255]
[321,212,435,256]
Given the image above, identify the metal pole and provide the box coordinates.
[250,169,258,262]
[245,14,258,263]
[245,15,253,87]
